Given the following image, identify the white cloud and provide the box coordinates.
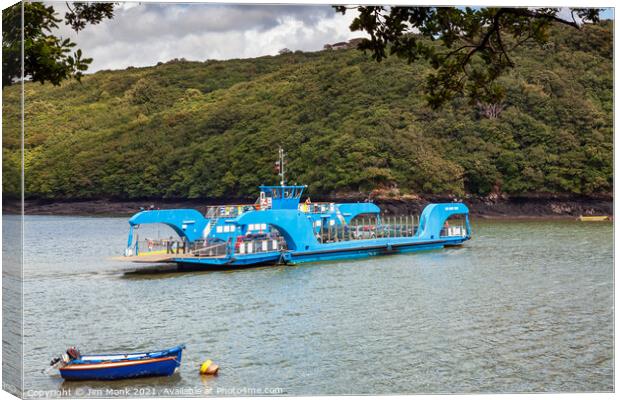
[47,2,364,72]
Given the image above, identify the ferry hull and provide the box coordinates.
[176,252,282,271]
[289,240,452,265]
[172,237,467,269]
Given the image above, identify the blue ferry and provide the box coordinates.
[122,150,471,269]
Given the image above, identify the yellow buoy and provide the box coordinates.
[199,359,219,375]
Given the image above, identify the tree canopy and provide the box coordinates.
[336,7,602,107]
[2,1,114,87]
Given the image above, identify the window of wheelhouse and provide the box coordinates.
[284,187,294,198]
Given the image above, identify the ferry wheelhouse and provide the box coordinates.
[123,151,471,269]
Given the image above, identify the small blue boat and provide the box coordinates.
[57,345,185,381]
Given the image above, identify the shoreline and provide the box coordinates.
[3,194,613,220]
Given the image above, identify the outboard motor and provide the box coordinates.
[49,357,62,367]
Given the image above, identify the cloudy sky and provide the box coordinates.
[48,2,613,73]
[49,2,364,72]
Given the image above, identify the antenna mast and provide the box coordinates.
[278,147,286,186]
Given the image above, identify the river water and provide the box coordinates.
[14,216,613,396]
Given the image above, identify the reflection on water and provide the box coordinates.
[59,374,184,396]
[19,216,613,396]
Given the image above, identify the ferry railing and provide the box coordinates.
[319,215,420,243]
[205,204,258,219]
[298,202,336,214]
[193,242,228,257]
[440,225,467,238]
[136,238,193,256]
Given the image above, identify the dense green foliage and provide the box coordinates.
[336,6,603,106]
[2,22,612,201]
[2,2,114,87]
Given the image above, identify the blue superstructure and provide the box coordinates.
[122,150,471,268]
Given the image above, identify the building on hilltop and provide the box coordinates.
[348,37,365,47]
[331,42,349,50]
[323,38,366,51]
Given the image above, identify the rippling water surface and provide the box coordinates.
[19,216,612,395]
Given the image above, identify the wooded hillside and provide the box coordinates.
[2,21,612,201]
